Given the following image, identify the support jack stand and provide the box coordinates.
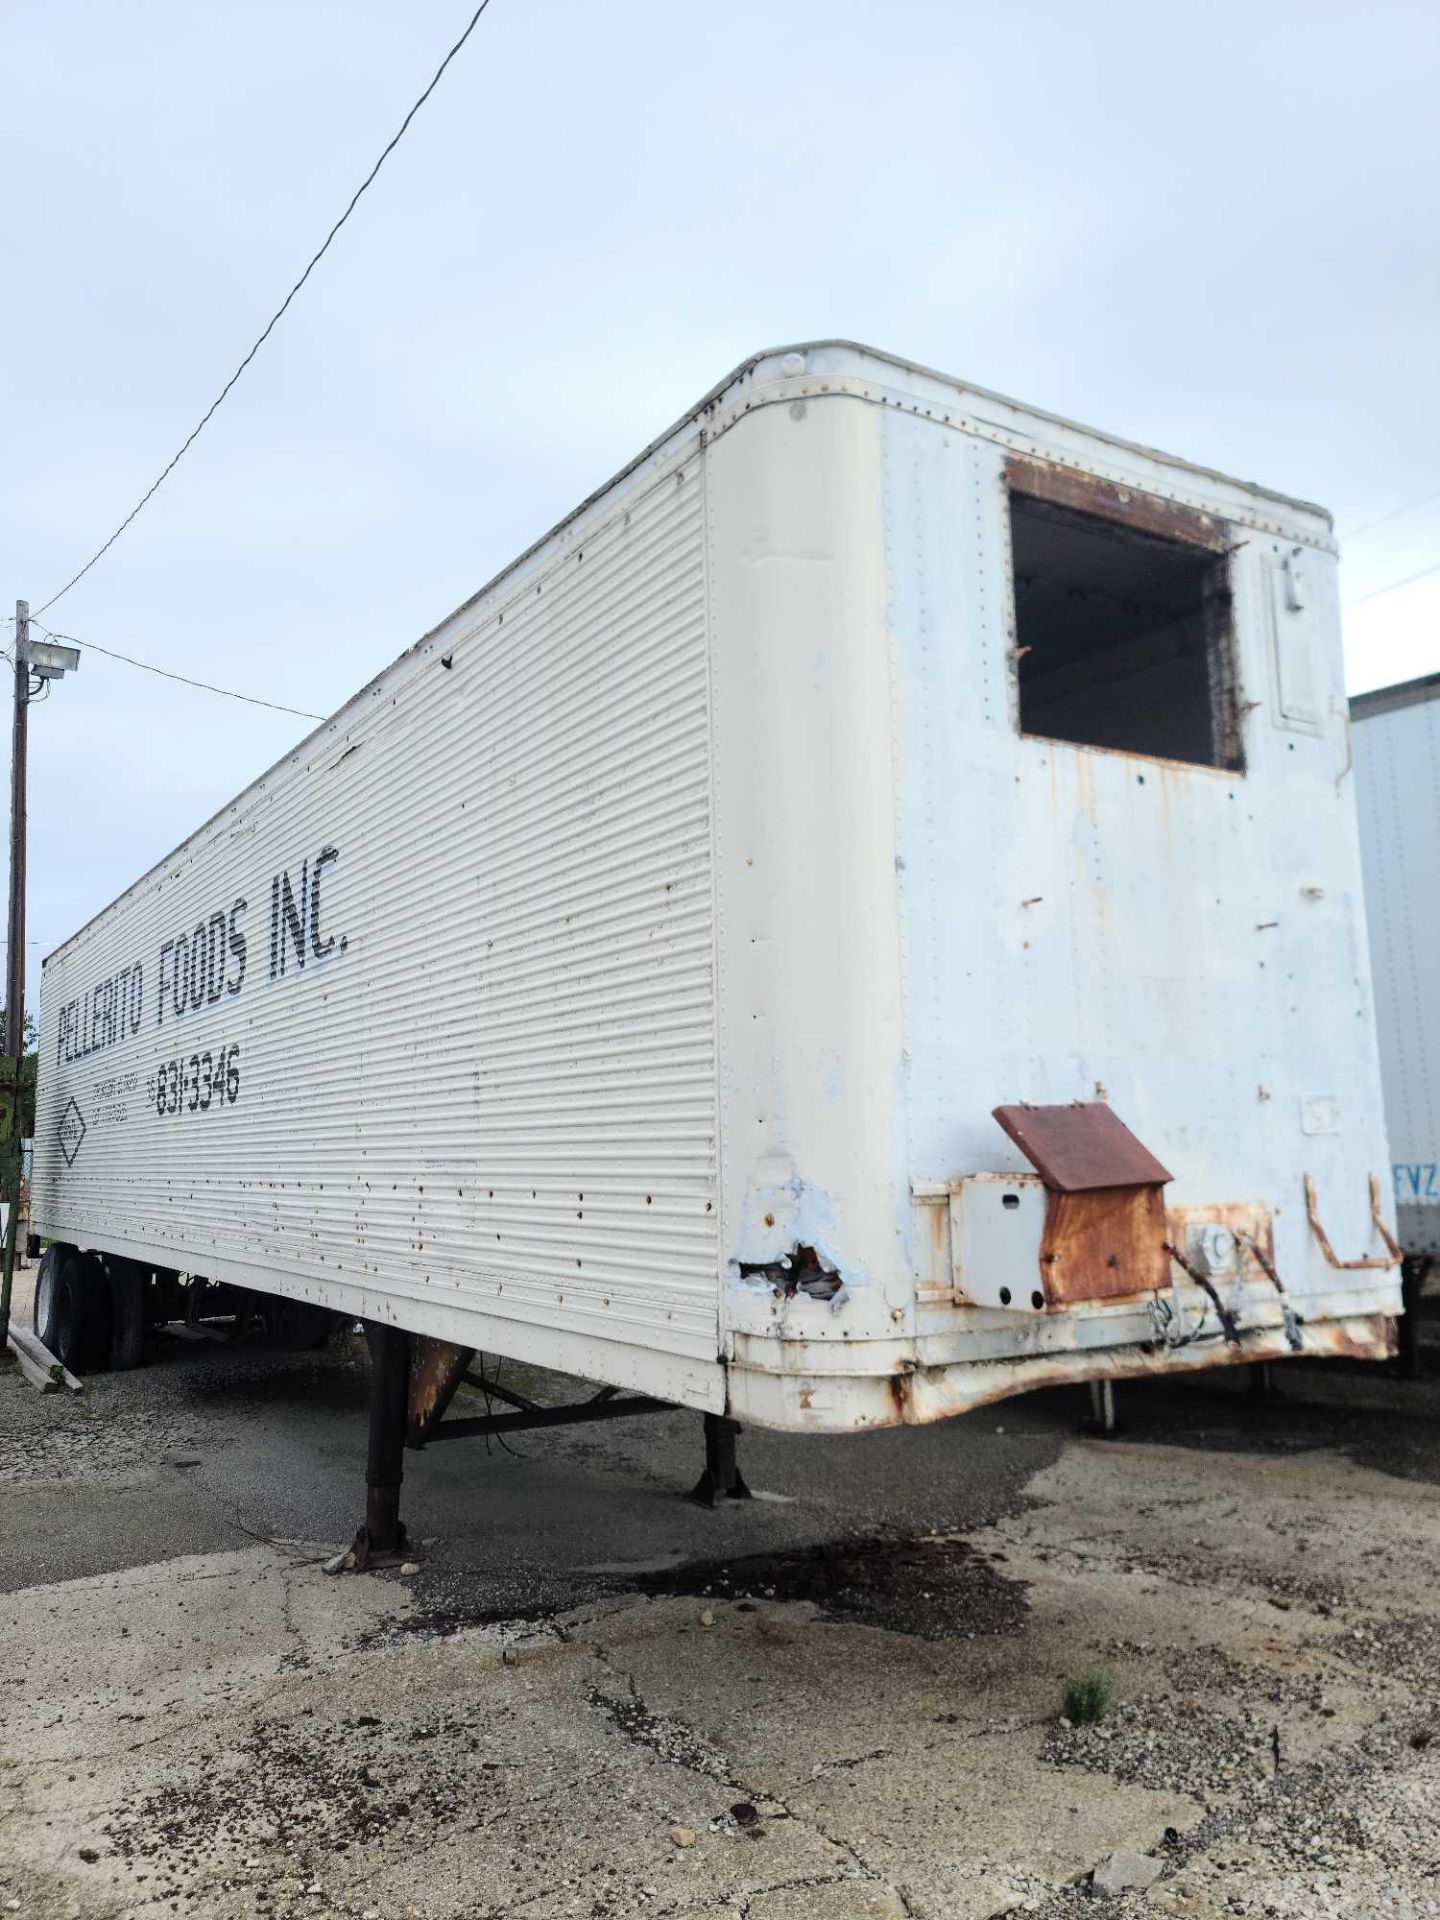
[345,1325,768,1557]
[1249,1361,1281,1402]
[341,1330,681,1567]
[349,1322,412,1569]
[1399,1257,1431,1381]
[1084,1377,1119,1437]
[690,1412,752,1506]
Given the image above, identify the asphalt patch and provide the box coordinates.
[636,1533,1029,1639]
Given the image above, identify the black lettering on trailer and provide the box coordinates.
[188,923,207,1012]
[272,861,308,977]
[228,899,248,995]
[172,934,190,1019]
[310,846,339,960]
[206,911,228,1004]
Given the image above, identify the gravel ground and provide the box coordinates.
[2,1300,1440,1919]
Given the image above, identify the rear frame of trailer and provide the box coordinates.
[33,342,1402,1461]
[1352,670,1440,1365]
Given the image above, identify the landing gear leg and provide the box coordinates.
[351,1322,411,1568]
[690,1412,752,1507]
[1399,1257,1430,1381]
[1249,1362,1279,1401]
[1086,1378,1118,1436]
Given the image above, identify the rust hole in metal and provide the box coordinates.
[738,1244,843,1301]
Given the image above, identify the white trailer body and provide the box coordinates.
[33,342,1401,1428]
[1352,672,1440,1257]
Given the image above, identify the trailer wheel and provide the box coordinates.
[106,1259,147,1371]
[50,1252,113,1375]
[32,1243,75,1354]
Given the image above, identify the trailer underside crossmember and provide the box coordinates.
[348,1325,747,1567]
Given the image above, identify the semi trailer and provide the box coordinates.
[1352,669,1440,1369]
[31,342,1402,1551]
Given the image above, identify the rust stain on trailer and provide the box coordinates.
[994,1102,1172,1192]
[1039,1184,1170,1303]
[861,1312,1398,1428]
[925,1192,950,1280]
[1304,1171,1402,1271]
[952,1313,1396,1413]
[993,1101,1174,1305]
[407,1335,474,1446]
[1004,454,1231,553]
[886,1369,914,1422]
[1166,1200,1276,1265]
[1313,1317,1398,1363]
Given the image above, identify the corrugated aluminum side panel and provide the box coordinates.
[33,452,722,1392]
[1353,687,1440,1252]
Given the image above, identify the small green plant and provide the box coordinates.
[1061,1663,1115,1726]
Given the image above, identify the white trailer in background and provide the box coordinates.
[1352,670,1440,1368]
[31,342,1401,1548]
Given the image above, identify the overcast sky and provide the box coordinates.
[4,0,1438,998]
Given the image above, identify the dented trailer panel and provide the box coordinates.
[1352,672,1440,1255]
[32,343,1401,1429]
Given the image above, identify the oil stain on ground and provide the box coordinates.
[636,1533,1028,1639]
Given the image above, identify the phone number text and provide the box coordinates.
[150,1045,242,1117]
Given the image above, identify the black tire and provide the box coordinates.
[32,1243,73,1352]
[50,1251,113,1375]
[106,1259,147,1370]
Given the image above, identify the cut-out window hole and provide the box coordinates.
[1008,472,1242,772]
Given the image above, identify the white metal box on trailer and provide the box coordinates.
[33,342,1403,1429]
[1353,672,1440,1260]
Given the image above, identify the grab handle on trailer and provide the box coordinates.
[1303,1172,1402,1271]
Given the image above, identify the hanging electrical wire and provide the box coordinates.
[1344,557,1440,611]
[1340,486,1440,544]
[35,0,495,617]
[9,616,324,720]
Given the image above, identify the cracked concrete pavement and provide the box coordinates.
[2,1284,1440,1919]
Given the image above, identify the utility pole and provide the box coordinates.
[0,598,29,1350]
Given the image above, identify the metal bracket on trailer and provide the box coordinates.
[405,1333,674,1445]
[1304,1172,1403,1271]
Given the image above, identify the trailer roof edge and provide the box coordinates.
[1351,670,1440,721]
[42,340,1332,967]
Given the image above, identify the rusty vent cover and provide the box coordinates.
[992,1102,1172,1193]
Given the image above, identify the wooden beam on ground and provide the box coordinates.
[6,1331,58,1393]
[7,1322,83,1393]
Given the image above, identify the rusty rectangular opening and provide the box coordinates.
[1006,461,1242,773]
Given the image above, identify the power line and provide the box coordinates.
[1344,557,1440,611]
[19,617,325,720]
[1340,486,1440,544]
[35,0,495,617]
